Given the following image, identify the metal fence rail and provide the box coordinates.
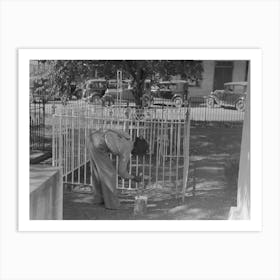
[30,101,46,150]
[189,96,245,123]
[52,107,190,198]
[46,95,245,124]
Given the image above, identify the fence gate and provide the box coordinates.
[52,106,191,201]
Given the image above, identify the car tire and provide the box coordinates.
[135,109,145,120]
[92,95,102,105]
[173,96,183,108]
[235,99,246,112]
[206,97,215,108]
[142,94,152,108]
[124,107,132,119]
[103,97,114,107]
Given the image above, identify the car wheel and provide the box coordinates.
[206,97,215,108]
[142,94,152,108]
[135,109,145,120]
[92,95,102,105]
[173,96,183,108]
[124,107,132,119]
[235,99,246,112]
[102,96,114,107]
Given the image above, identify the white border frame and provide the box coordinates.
[19,48,262,232]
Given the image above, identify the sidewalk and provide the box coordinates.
[167,126,241,220]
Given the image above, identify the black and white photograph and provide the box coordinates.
[28,56,251,222]
[2,1,280,280]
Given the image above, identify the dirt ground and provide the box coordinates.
[63,124,242,220]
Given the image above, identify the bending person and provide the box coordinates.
[87,129,148,210]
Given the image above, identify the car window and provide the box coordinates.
[169,84,177,91]
[144,82,151,90]
[108,83,117,89]
[89,83,95,89]
[159,84,168,90]
[89,82,106,89]
[122,83,129,89]
[225,84,246,94]
[160,83,174,90]
[233,85,246,94]
[225,85,234,93]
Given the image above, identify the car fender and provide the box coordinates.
[102,94,114,102]
[205,93,218,104]
[235,96,246,105]
[142,93,153,107]
[142,93,153,100]
[171,93,183,101]
[91,91,102,97]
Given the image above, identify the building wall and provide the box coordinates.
[232,60,247,82]
[30,165,63,220]
[189,60,247,97]
[189,60,215,97]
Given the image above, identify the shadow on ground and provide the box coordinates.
[63,125,242,220]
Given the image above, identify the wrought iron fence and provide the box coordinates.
[46,95,245,124]
[189,96,245,124]
[30,101,46,150]
[52,106,191,199]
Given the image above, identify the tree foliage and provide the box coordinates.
[31,59,204,105]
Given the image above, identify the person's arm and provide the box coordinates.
[118,144,141,182]
[118,149,134,180]
[105,130,141,182]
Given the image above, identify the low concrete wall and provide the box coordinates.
[30,165,63,220]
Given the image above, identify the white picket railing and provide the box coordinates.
[52,106,190,199]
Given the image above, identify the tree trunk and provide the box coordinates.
[133,66,146,107]
[134,86,142,106]
[228,67,250,219]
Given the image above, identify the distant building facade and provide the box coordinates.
[188,60,249,97]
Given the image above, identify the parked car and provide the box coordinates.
[68,82,83,100]
[82,79,108,103]
[31,94,48,103]
[101,79,152,107]
[102,88,135,105]
[152,80,189,108]
[205,81,247,111]
[107,79,132,90]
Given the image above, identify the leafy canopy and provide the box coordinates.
[31,60,203,104]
